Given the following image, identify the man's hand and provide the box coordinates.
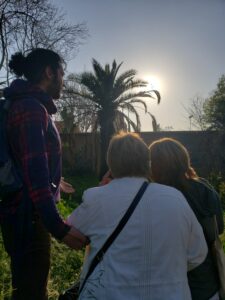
[62,226,89,250]
[60,177,75,194]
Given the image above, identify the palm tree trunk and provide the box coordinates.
[98,109,115,178]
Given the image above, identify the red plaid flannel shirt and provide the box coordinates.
[2,79,70,240]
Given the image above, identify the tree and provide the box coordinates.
[0,0,87,85]
[204,75,225,130]
[74,59,160,176]
[57,74,97,133]
[185,95,208,130]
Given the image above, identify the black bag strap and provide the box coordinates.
[79,181,149,294]
[214,215,219,237]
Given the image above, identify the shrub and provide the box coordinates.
[0,231,11,300]
[60,174,98,205]
[208,172,225,210]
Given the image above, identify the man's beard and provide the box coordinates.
[47,74,62,99]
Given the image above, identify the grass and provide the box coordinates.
[1,173,225,299]
[48,239,84,299]
[0,233,12,300]
[0,174,98,300]
[0,232,84,300]
[60,174,99,209]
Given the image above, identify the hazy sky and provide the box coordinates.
[53,0,225,131]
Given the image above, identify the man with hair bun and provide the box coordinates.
[1,48,87,300]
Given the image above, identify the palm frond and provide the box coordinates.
[148,112,160,131]
[79,72,105,104]
[79,73,97,89]
[124,99,148,113]
[150,90,161,104]
[111,60,123,85]
[113,79,148,101]
[92,59,106,81]
[114,111,128,132]
[119,102,141,130]
[114,69,137,86]
[117,79,148,96]
[117,110,140,132]
[70,90,102,109]
[116,91,156,104]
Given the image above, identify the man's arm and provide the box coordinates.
[14,100,86,248]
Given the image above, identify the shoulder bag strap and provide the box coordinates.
[214,215,219,237]
[79,181,149,294]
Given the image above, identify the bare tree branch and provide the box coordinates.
[0,0,88,81]
[183,95,208,130]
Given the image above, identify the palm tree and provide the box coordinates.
[75,59,160,176]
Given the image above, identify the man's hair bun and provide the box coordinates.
[9,52,26,77]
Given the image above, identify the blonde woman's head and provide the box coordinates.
[107,132,150,179]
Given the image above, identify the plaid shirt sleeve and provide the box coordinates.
[9,99,70,240]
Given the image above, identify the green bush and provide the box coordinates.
[208,172,225,210]
[61,174,98,205]
[0,232,11,300]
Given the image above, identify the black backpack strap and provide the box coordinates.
[79,181,149,294]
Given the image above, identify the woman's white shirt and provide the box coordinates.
[67,177,207,300]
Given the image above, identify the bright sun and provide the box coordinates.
[144,75,161,92]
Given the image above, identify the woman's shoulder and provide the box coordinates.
[186,178,220,214]
[189,177,213,189]
[83,182,115,202]
[150,182,184,197]
[83,177,149,202]
[149,182,189,208]
[83,185,103,199]
[187,178,218,200]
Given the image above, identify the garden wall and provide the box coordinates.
[61,131,225,177]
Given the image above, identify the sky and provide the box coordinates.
[53,0,225,131]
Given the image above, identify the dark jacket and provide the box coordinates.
[182,178,224,300]
[2,79,70,244]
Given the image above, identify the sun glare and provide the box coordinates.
[144,75,161,92]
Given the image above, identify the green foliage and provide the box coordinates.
[57,200,75,219]
[48,239,84,299]
[208,172,225,210]
[0,232,11,300]
[60,174,99,206]
[219,182,225,210]
[204,75,225,130]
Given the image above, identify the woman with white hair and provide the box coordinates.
[66,132,207,300]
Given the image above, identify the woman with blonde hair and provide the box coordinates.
[149,137,224,300]
[65,132,207,300]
